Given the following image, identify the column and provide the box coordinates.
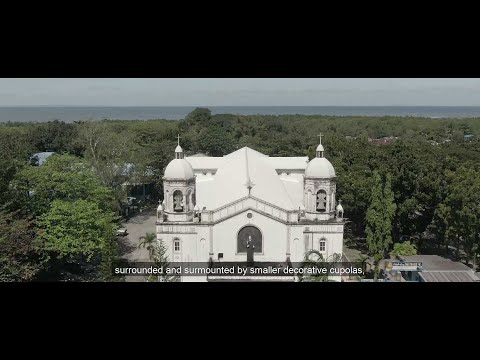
[286,226,291,256]
[209,226,214,256]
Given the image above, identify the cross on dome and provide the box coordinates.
[318,133,323,145]
[316,133,325,158]
[175,134,184,158]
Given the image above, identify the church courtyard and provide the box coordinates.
[117,208,157,282]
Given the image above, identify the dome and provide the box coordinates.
[316,144,324,152]
[164,159,194,180]
[305,157,336,178]
[175,145,183,153]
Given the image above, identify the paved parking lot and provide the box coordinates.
[116,209,157,281]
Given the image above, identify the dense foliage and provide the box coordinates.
[390,241,418,257]
[1,109,480,280]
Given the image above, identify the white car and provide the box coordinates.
[116,228,128,236]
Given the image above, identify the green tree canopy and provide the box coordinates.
[365,171,396,280]
[14,154,115,215]
[0,211,45,281]
[35,199,116,262]
[390,241,418,257]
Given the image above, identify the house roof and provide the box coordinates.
[419,271,479,282]
[31,151,55,165]
[400,255,479,282]
[400,255,472,271]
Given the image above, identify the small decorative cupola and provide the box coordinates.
[316,133,325,158]
[336,199,344,219]
[175,134,184,159]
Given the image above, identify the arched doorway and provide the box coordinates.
[237,225,262,254]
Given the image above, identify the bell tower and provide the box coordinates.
[161,135,196,222]
[303,134,337,221]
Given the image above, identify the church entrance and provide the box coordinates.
[237,226,263,256]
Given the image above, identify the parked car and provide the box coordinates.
[116,227,128,236]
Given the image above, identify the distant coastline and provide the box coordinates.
[2,106,480,123]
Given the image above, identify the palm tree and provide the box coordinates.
[297,250,342,282]
[138,232,158,261]
[138,232,177,282]
[356,254,371,280]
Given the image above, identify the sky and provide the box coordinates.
[0,78,480,106]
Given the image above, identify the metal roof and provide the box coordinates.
[419,271,479,282]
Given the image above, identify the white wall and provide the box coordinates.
[212,209,289,262]
[157,215,344,282]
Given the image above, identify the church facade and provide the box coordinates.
[156,137,345,281]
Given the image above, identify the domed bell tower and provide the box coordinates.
[303,134,337,221]
[161,135,196,223]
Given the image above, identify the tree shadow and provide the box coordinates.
[347,237,369,253]
[116,236,138,257]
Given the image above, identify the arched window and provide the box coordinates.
[237,226,262,253]
[316,190,327,212]
[173,190,183,212]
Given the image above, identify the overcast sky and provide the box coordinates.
[1,78,480,106]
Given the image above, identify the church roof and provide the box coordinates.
[184,156,230,170]
[185,152,308,172]
[263,157,309,171]
[192,147,299,211]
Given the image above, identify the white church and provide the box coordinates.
[156,135,345,281]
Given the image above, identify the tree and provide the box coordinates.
[0,211,46,281]
[35,199,117,280]
[79,121,135,211]
[383,173,396,244]
[13,154,115,215]
[435,167,480,265]
[139,232,178,282]
[365,171,396,281]
[28,120,80,155]
[185,107,212,125]
[390,241,417,258]
[297,250,342,282]
[198,125,237,156]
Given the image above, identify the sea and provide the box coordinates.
[1,106,480,123]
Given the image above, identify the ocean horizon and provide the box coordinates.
[1,106,480,122]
